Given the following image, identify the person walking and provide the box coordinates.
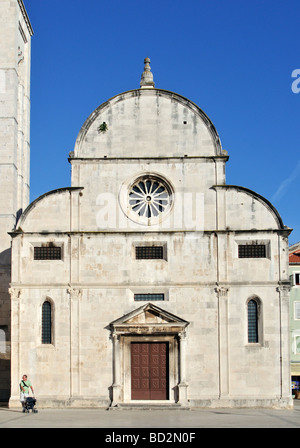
[19,374,34,412]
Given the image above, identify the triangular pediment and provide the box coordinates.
[110,303,189,335]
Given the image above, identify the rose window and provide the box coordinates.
[128,177,172,219]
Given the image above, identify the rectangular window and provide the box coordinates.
[134,293,164,301]
[295,336,300,354]
[290,273,300,286]
[0,326,7,355]
[238,244,266,258]
[136,246,164,259]
[295,303,300,320]
[34,246,61,260]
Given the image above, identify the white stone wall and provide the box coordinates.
[0,0,32,401]
[0,0,32,227]
[9,87,292,408]
[74,90,221,159]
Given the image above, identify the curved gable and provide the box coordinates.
[214,185,285,230]
[16,187,83,232]
[73,88,222,159]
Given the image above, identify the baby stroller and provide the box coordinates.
[23,397,38,413]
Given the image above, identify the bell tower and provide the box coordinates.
[0,0,33,401]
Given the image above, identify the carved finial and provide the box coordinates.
[140,57,155,88]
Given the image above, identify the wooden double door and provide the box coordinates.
[131,342,169,400]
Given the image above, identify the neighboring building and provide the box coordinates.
[7,53,293,408]
[0,0,33,402]
[289,242,300,396]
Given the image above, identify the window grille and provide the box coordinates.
[136,246,164,259]
[134,293,164,301]
[238,244,266,258]
[42,301,52,344]
[248,299,258,343]
[34,246,61,260]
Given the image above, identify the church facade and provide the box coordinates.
[9,58,293,408]
[4,2,293,409]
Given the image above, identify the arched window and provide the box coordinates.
[247,299,259,343]
[42,301,52,344]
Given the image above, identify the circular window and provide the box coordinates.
[120,175,173,225]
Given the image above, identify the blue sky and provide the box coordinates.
[24,0,300,245]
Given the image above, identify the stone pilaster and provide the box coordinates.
[67,287,82,398]
[178,330,188,405]
[8,287,21,405]
[111,333,122,405]
[215,286,229,398]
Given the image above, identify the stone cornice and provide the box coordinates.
[17,0,34,36]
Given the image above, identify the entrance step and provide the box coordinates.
[107,402,191,411]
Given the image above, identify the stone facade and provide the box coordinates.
[0,0,32,401]
[8,57,293,408]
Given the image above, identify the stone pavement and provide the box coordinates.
[0,401,300,429]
